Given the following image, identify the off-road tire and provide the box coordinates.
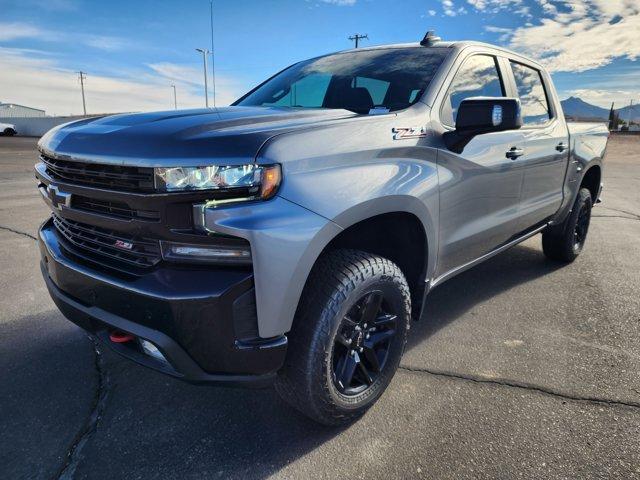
[275,249,411,426]
[542,188,593,262]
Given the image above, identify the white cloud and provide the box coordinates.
[83,36,128,52]
[0,22,47,41]
[484,25,512,41]
[0,48,244,116]
[0,21,128,51]
[442,0,458,16]
[535,0,557,15]
[466,0,523,13]
[443,0,525,17]
[428,9,437,16]
[507,0,640,72]
[484,26,511,33]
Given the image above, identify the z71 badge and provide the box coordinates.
[114,240,134,250]
[392,126,428,140]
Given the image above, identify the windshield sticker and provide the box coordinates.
[369,107,390,115]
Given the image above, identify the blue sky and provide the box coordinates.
[1,0,638,115]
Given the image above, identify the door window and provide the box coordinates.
[510,61,551,126]
[441,55,504,126]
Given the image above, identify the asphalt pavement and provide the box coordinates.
[1,135,639,479]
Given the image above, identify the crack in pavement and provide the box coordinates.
[0,220,113,478]
[398,365,640,410]
[0,224,37,240]
[593,215,640,220]
[598,206,640,220]
[55,340,109,480]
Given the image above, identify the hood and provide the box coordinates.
[38,106,358,167]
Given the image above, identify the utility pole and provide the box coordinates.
[348,33,368,48]
[628,99,633,126]
[78,71,87,115]
[608,102,616,131]
[171,84,177,110]
[195,48,210,108]
[210,0,216,108]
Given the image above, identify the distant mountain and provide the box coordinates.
[561,96,640,123]
[617,103,640,123]
[560,96,610,121]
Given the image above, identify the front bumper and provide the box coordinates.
[39,218,287,386]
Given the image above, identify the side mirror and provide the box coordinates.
[444,97,522,153]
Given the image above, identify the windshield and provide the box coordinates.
[234,47,448,115]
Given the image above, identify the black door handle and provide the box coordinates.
[556,142,568,152]
[506,146,524,160]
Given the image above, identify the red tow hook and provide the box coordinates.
[109,330,136,343]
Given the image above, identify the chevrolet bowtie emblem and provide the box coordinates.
[47,185,72,210]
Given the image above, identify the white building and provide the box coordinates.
[0,103,46,118]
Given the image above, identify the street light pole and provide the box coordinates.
[210,0,216,108]
[171,84,177,110]
[195,48,210,108]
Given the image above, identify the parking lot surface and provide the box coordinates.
[1,135,639,479]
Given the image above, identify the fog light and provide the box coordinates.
[139,339,168,363]
[160,241,252,265]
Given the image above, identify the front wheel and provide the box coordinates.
[542,188,593,262]
[275,249,411,425]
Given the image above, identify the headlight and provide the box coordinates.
[155,164,281,200]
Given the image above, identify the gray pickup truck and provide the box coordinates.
[36,32,608,425]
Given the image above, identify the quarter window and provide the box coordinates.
[510,61,551,126]
[441,55,504,126]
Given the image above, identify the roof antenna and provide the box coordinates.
[420,30,441,46]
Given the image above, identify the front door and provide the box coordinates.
[435,53,526,277]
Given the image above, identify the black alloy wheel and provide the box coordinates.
[573,201,591,252]
[332,291,397,396]
[542,187,593,262]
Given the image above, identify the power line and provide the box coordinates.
[77,71,87,115]
[348,33,368,48]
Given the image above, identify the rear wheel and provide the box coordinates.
[542,188,593,262]
[275,249,411,425]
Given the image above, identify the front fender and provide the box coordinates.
[201,197,342,338]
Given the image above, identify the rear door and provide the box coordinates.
[434,53,526,277]
[505,60,569,230]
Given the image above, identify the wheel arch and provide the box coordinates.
[295,196,436,324]
[580,164,602,203]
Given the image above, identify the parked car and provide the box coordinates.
[0,122,17,136]
[35,32,608,425]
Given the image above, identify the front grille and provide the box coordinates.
[52,215,161,273]
[41,154,155,192]
[72,195,160,221]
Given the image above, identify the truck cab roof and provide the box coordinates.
[334,40,543,70]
